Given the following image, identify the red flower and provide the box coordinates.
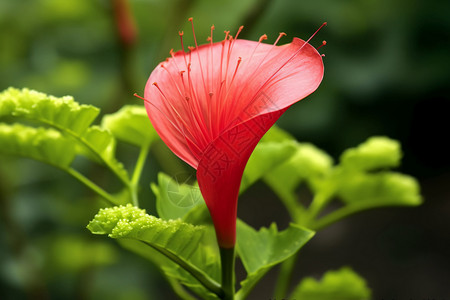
[144,19,324,248]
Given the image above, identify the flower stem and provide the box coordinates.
[220,247,235,300]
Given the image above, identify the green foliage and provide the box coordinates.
[0,87,423,299]
[152,172,204,221]
[290,267,371,300]
[265,141,333,195]
[87,204,222,299]
[260,128,422,229]
[337,172,421,206]
[78,126,118,163]
[0,87,129,182]
[102,105,159,148]
[340,136,402,171]
[0,87,99,134]
[0,123,76,168]
[241,140,297,193]
[235,221,314,299]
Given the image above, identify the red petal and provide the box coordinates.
[197,108,287,248]
[145,37,323,169]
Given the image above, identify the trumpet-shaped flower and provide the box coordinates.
[144,19,324,248]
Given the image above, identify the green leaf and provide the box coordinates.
[262,142,333,222]
[0,123,76,168]
[235,220,314,299]
[290,267,371,300]
[265,142,333,193]
[78,126,116,162]
[340,136,401,171]
[241,141,297,193]
[102,105,159,148]
[0,87,99,134]
[0,87,129,184]
[151,172,204,221]
[260,125,295,143]
[79,126,129,182]
[119,238,220,300]
[87,204,221,298]
[337,171,422,206]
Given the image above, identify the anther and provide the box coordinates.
[133,93,151,104]
[259,34,268,42]
[317,40,327,50]
[235,26,244,40]
[272,32,286,45]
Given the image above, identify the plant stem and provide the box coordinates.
[304,192,331,225]
[67,168,119,206]
[220,247,235,300]
[272,255,297,299]
[130,144,150,206]
[310,202,388,231]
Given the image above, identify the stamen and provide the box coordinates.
[179,71,188,100]
[234,26,244,40]
[189,17,209,105]
[133,93,151,104]
[273,32,287,46]
[151,83,196,140]
[317,40,327,50]
[179,31,189,72]
[306,22,327,45]
[258,34,268,43]
[237,22,328,120]
[229,57,242,87]
[160,64,186,102]
[134,93,188,141]
[209,25,215,94]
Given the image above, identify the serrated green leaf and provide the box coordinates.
[87,204,221,297]
[119,238,220,300]
[152,172,204,220]
[235,220,314,299]
[102,105,159,148]
[340,136,401,171]
[290,267,371,300]
[0,87,99,134]
[241,141,297,193]
[0,87,130,184]
[0,123,76,168]
[78,126,116,162]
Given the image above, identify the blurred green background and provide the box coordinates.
[1,0,449,299]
